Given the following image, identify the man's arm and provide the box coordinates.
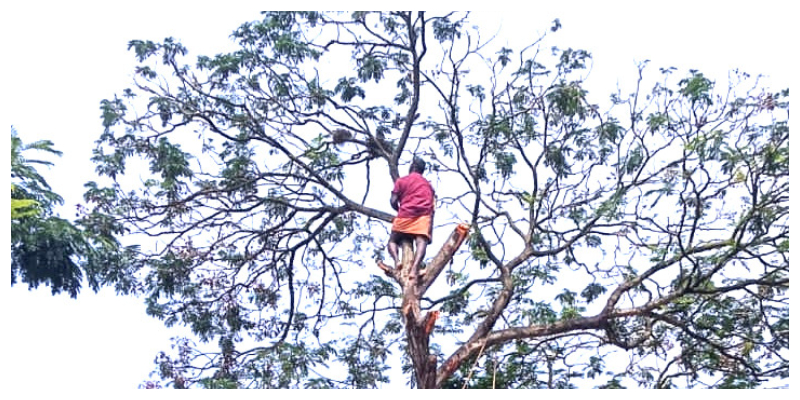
[391,178,403,211]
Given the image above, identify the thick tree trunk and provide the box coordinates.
[380,224,470,388]
[397,239,435,388]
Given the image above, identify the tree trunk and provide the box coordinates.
[382,223,470,388]
[397,238,435,388]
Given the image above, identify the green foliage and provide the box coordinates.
[11,127,130,298]
[13,216,87,297]
[467,232,490,267]
[357,55,386,83]
[87,11,788,389]
[646,112,669,132]
[597,118,622,145]
[580,282,607,303]
[334,77,366,102]
[598,376,627,389]
[11,184,40,219]
[547,81,587,118]
[679,71,713,105]
[494,152,517,179]
[624,144,643,175]
[544,144,570,178]
[432,15,463,42]
[11,128,63,207]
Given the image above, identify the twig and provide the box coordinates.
[462,339,488,389]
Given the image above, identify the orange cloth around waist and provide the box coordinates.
[391,215,432,241]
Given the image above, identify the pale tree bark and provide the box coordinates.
[378,223,470,388]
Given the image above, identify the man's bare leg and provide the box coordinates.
[412,235,428,273]
[387,232,400,269]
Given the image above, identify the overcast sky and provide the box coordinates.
[3,1,793,392]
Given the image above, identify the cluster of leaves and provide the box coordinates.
[87,12,787,388]
[10,127,138,298]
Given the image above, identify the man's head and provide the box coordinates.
[409,157,426,174]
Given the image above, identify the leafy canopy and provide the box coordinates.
[90,12,787,389]
[11,127,137,298]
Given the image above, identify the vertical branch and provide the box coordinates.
[400,239,420,320]
[397,238,431,387]
[390,12,426,181]
[397,223,471,388]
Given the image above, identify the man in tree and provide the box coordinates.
[387,157,435,273]
[91,12,788,388]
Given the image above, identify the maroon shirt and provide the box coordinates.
[392,172,435,218]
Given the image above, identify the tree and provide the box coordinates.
[11,127,136,298]
[11,127,62,219]
[90,12,788,388]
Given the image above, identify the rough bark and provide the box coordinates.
[378,223,470,388]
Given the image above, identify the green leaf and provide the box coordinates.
[357,55,386,83]
[624,145,643,175]
[580,282,607,303]
[679,71,713,105]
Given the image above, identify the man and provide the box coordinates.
[388,157,435,273]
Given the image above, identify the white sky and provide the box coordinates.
[2,1,794,393]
